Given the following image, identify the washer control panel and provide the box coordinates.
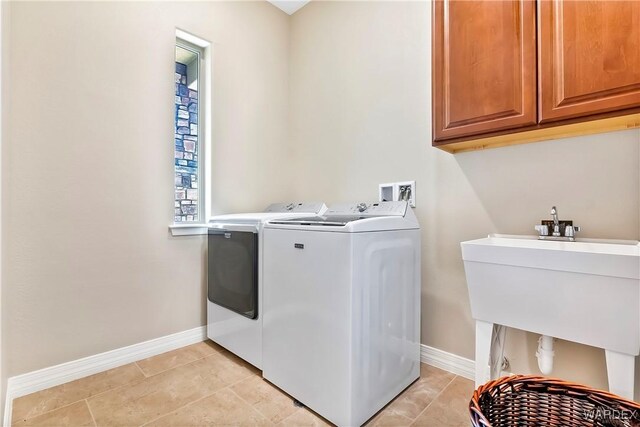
[265,202,327,214]
[325,201,407,217]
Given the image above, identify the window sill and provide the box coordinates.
[169,223,208,236]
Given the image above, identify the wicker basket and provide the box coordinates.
[470,375,640,427]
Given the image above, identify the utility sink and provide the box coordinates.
[461,234,640,400]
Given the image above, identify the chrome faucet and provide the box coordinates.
[550,206,561,237]
[534,205,581,242]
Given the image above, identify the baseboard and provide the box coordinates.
[420,343,475,381]
[3,325,206,426]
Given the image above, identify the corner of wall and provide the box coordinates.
[285,3,302,201]
[0,0,10,421]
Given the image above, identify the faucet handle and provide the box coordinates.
[565,225,581,238]
[535,225,549,236]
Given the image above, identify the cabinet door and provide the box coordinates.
[433,0,537,141]
[539,1,640,122]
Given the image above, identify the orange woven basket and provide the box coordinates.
[470,375,640,427]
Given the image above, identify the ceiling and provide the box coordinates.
[267,0,310,15]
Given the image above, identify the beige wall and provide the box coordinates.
[289,1,640,395]
[0,0,7,417]
[2,1,292,377]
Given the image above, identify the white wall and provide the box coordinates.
[289,0,640,393]
[3,1,292,377]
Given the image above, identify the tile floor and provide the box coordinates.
[11,340,474,426]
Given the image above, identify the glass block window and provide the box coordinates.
[174,43,201,222]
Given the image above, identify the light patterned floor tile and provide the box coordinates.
[10,339,475,427]
[145,388,271,426]
[411,376,474,427]
[12,363,144,424]
[278,408,333,427]
[384,365,455,419]
[231,376,300,424]
[368,411,414,427]
[86,351,255,426]
[12,401,95,427]
[136,341,221,377]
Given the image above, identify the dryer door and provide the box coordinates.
[208,228,258,319]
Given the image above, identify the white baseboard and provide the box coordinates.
[420,343,475,381]
[3,326,206,426]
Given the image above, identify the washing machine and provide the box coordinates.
[262,201,421,427]
[207,202,327,369]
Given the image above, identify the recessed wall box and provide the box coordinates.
[379,183,395,202]
[397,181,416,207]
[378,181,416,207]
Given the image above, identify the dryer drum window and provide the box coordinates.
[207,230,259,319]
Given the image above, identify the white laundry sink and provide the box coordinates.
[461,234,640,399]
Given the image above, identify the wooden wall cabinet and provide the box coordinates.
[433,0,537,141]
[538,1,640,122]
[433,0,640,153]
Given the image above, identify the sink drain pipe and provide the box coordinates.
[536,335,555,375]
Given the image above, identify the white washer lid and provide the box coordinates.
[265,201,420,232]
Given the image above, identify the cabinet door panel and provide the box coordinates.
[539,1,640,122]
[433,0,537,141]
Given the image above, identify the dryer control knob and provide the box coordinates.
[357,203,368,212]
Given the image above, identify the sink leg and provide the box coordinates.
[475,321,507,388]
[605,350,635,400]
[475,321,493,388]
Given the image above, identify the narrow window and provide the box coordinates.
[174,39,203,222]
